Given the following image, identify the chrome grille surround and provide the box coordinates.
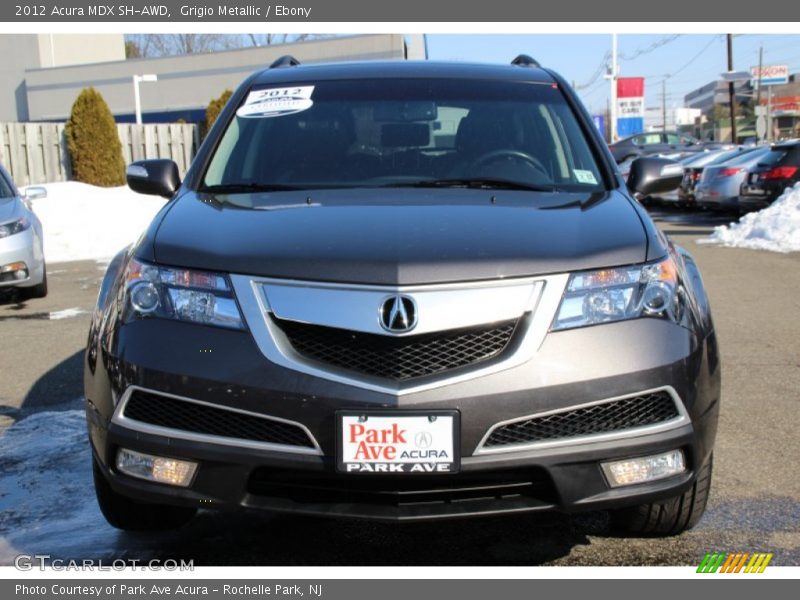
[230,274,570,395]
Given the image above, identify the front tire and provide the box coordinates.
[22,263,47,299]
[93,458,197,531]
[610,454,712,536]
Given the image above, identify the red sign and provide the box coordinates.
[617,77,645,98]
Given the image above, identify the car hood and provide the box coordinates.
[147,188,649,285]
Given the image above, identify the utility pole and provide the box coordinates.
[726,33,737,143]
[610,33,618,143]
[662,79,667,131]
[756,45,764,143]
[755,45,763,111]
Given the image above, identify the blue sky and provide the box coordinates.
[425,34,800,114]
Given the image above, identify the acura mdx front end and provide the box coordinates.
[85,56,720,536]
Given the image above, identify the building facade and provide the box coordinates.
[1,34,425,124]
[0,34,126,121]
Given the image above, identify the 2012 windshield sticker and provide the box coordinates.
[237,86,315,119]
[574,169,598,185]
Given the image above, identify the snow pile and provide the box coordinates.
[27,182,166,263]
[701,182,800,253]
[0,410,116,562]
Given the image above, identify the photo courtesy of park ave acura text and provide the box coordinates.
[0,29,799,569]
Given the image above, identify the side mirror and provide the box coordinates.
[626,157,683,198]
[23,186,47,201]
[126,160,180,198]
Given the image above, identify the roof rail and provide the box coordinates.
[511,54,541,68]
[269,55,301,69]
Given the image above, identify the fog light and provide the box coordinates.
[602,449,685,487]
[116,448,197,487]
[2,261,27,273]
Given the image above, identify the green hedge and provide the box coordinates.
[64,88,126,187]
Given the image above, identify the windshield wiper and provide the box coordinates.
[381,178,558,192]
[199,183,305,194]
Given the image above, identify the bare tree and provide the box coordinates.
[124,34,332,58]
[124,34,240,58]
[245,34,322,47]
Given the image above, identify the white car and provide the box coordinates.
[0,164,47,299]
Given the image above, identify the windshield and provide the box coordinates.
[724,146,770,166]
[757,149,790,165]
[706,149,749,166]
[203,78,605,193]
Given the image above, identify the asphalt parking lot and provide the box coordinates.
[1,206,799,566]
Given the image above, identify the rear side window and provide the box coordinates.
[203,78,606,193]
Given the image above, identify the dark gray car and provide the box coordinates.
[608,131,710,163]
[85,57,719,537]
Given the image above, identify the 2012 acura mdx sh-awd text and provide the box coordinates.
[85,56,720,536]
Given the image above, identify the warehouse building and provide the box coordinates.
[0,34,426,123]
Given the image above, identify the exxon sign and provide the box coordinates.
[750,65,789,87]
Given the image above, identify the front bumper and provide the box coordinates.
[0,228,44,288]
[86,315,720,521]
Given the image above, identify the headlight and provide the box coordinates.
[552,257,682,331]
[0,217,30,239]
[122,258,245,330]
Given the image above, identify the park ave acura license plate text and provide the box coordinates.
[338,412,459,473]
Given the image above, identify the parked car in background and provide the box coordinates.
[739,141,800,211]
[608,131,707,163]
[656,154,706,206]
[0,164,47,299]
[677,148,751,208]
[695,146,771,213]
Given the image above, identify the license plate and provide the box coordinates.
[337,411,459,474]
[750,173,760,183]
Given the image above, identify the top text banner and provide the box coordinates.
[1,0,797,22]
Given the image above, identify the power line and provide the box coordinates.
[575,51,611,90]
[618,34,682,61]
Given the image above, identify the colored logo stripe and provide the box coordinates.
[697,552,773,573]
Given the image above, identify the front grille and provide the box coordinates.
[122,390,315,449]
[247,467,557,507]
[483,391,680,448]
[273,317,518,381]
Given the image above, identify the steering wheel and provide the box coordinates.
[470,149,549,178]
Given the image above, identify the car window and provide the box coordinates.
[665,133,681,144]
[0,172,15,198]
[633,133,662,146]
[203,78,606,194]
[680,136,696,145]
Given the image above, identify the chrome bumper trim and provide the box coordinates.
[473,386,691,456]
[111,385,323,456]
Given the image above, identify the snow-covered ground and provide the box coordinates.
[27,182,166,264]
[701,182,800,253]
[0,409,119,562]
[0,408,194,563]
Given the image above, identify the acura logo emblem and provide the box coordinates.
[380,294,418,333]
[415,431,433,448]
